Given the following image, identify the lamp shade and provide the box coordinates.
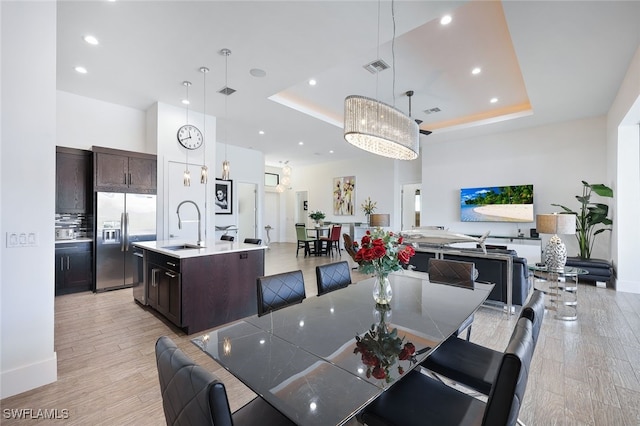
[369,213,390,227]
[344,95,419,160]
[536,213,576,235]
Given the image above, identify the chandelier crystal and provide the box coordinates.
[344,95,419,160]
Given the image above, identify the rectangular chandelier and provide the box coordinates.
[343,95,419,160]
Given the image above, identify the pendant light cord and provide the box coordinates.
[184,81,190,171]
[224,51,229,163]
[391,0,397,107]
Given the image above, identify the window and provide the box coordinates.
[265,173,279,187]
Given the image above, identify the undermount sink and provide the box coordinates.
[162,244,204,251]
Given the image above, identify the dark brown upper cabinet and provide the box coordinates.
[56,147,92,214]
[93,146,156,194]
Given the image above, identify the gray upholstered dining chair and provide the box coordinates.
[155,336,295,426]
[257,270,306,316]
[358,316,536,426]
[315,261,351,295]
[421,290,544,397]
[427,258,476,340]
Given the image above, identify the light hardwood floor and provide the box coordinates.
[2,243,640,425]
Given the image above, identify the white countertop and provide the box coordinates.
[133,239,267,259]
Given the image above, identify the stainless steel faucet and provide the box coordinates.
[176,200,204,247]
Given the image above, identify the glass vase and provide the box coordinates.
[373,273,392,305]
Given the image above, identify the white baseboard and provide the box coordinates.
[0,353,57,399]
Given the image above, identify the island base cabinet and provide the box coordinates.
[142,248,264,334]
[156,268,181,326]
[181,249,264,335]
[147,254,182,327]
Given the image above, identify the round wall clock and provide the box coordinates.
[177,124,203,150]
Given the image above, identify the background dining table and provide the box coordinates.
[192,270,494,425]
[306,226,330,256]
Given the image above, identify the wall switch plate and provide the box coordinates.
[6,231,38,248]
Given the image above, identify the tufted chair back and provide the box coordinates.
[482,317,535,426]
[316,261,352,295]
[155,336,233,426]
[243,238,262,245]
[520,290,544,346]
[257,270,306,316]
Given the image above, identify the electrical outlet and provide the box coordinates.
[6,231,38,248]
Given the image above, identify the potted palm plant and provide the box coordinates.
[552,181,613,259]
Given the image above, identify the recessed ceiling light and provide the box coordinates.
[308,79,317,86]
[471,67,481,75]
[182,99,190,105]
[83,35,99,45]
[490,97,498,103]
[249,68,266,78]
[74,66,87,74]
[298,141,304,146]
[329,150,334,154]
[258,130,265,135]
[440,15,452,25]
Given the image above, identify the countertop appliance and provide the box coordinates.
[55,228,75,240]
[96,192,156,292]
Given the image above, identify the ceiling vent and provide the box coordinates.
[218,86,236,96]
[363,59,390,74]
[423,107,441,115]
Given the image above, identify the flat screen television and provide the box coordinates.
[460,185,534,222]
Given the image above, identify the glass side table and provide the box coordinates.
[528,265,588,321]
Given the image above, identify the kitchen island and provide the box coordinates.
[133,240,266,335]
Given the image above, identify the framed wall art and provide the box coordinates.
[333,176,356,215]
[215,179,233,214]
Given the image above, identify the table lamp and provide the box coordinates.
[536,213,576,271]
[369,214,390,227]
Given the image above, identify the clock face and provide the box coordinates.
[177,125,203,150]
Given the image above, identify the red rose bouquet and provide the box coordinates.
[354,229,416,276]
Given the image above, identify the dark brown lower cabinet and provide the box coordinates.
[143,249,264,334]
[55,242,93,295]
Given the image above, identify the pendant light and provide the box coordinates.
[183,80,192,186]
[200,66,209,184]
[343,0,419,160]
[219,48,232,181]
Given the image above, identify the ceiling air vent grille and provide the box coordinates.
[423,107,441,115]
[363,59,390,74]
[218,86,236,96]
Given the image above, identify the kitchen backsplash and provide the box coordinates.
[55,213,92,238]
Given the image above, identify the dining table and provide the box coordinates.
[306,226,330,256]
[192,270,494,426]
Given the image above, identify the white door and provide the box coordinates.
[401,183,421,230]
[238,182,257,243]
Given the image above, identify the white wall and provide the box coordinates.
[1,1,58,398]
[607,45,640,294]
[421,116,610,259]
[57,91,147,152]
[291,153,400,243]
[214,144,265,240]
[151,102,215,241]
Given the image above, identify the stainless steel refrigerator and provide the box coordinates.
[95,192,156,292]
